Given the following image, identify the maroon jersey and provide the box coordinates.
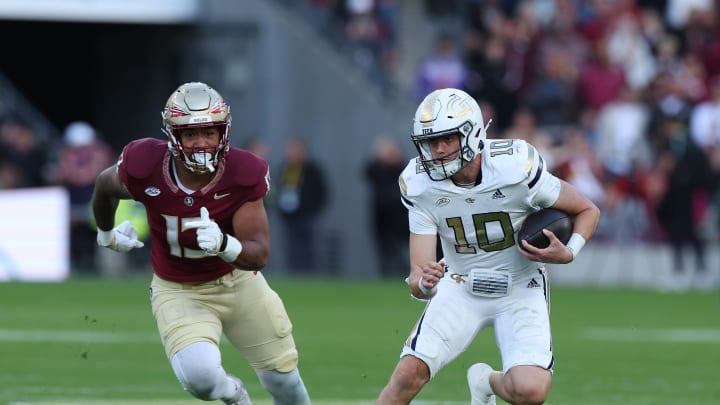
[117,138,269,283]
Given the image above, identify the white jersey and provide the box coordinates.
[399,139,561,278]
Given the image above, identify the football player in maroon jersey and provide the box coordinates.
[91,82,311,405]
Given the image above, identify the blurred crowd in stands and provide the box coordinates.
[2,0,720,275]
[290,0,720,272]
[0,115,117,272]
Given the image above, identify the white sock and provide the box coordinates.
[257,369,310,405]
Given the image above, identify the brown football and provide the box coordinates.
[518,208,573,250]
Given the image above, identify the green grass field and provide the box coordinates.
[1,275,718,405]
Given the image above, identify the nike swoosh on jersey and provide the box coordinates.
[214,192,231,199]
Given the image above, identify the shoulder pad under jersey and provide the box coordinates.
[398,157,432,208]
[119,138,168,180]
[482,139,545,189]
[222,148,269,189]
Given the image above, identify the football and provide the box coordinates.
[518,208,573,250]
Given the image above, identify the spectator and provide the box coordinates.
[689,74,720,164]
[523,35,583,136]
[606,13,657,90]
[533,10,590,86]
[594,85,653,179]
[466,33,519,131]
[240,135,269,160]
[689,74,720,240]
[344,0,388,73]
[594,179,653,243]
[0,114,48,188]
[52,121,115,272]
[363,136,408,279]
[553,127,606,206]
[275,136,329,274]
[0,160,22,189]
[577,37,627,111]
[653,98,713,285]
[653,33,684,78]
[665,0,714,32]
[414,32,470,101]
[502,106,558,170]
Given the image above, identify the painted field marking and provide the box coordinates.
[579,327,720,343]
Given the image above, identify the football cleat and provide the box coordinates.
[224,375,252,405]
[468,363,496,405]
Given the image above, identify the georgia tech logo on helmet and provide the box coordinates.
[446,93,473,119]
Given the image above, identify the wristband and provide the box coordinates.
[218,234,243,263]
[566,233,586,260]
[417,277,437,298]
[97,229,115,246]
[219,233,229,251]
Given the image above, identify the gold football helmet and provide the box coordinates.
[161,82,231,173]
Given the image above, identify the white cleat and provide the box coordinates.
[468,363,496,405]
[224,375,252,405]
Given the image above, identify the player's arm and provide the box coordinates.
[408,232,444,299]
[92,164,132,231]
[186,200,270,270]
[91,164,144,253]
[520,180,600,263]
[551,179,600,242]
[227,198,270,271]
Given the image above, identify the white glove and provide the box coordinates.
[186,207,242,262]
[97,220,145,253]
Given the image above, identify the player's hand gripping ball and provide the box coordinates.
[518,208,573,251]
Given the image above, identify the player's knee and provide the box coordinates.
[257,369,310,405]
[507,378,550,404]
[171,342,226,400]
[183,370,222,400]
[395,355,431,391]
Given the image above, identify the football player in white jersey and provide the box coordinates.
[375,88,600,405]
